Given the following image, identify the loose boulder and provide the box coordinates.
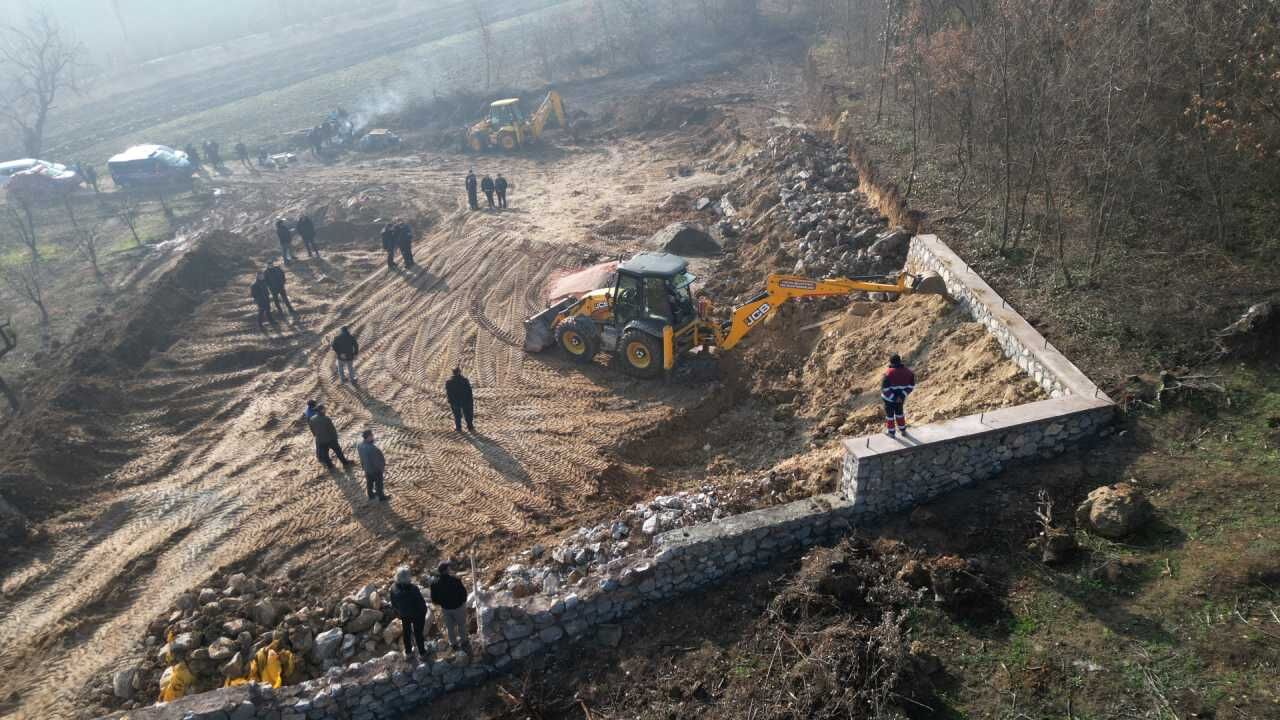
[1075,483,1152,540]
[312,628,343,661]
[344,607,382,634]
[112,668,137,699]
[649,221,720,257]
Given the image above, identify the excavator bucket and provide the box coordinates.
[911,272,948,296]
[523,297,576,353]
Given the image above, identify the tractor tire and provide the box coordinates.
[618,330,663,379]
[498,132,519,151]
[556,316,599,364]
[467,133,486,153]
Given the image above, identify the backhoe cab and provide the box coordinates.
[466,91,566,152]
[523,252,947,379]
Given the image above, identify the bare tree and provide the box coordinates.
[0,319,19,413]
[1,258,49,330]
[473,6,495,90]
[0,11,86,157]
[4,202,39,264]
[73,224,107,286]
[118,191,143,246]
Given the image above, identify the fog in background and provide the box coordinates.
[4,0,445,66]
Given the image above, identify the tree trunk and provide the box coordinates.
[0,376,19,414]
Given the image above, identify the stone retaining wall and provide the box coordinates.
[838,234,1116,513]
[97,495,863,720]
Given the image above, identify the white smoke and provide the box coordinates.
[351,88,408,133]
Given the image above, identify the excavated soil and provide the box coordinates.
[2,60,1043,720]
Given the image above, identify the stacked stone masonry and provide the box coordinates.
[97,236,1115,720]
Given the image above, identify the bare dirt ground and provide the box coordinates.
[0,47,1051,719]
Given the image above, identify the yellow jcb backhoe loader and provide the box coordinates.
[466,90,566,152]
[523,252,947,378]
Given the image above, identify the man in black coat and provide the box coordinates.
[480,174,495,209]
[429,562,471,652]
[380,222,398,269]
[297,215,319,258]
[494,173,509,209]
[332,326,359,383]
[465,170,479,210]
[396,220,415,268]
[275,218,294,262]
[390,566,429,657]
[263,260,296,316]
[444,367,474,432]
[307,405,352,469]
[250,273,274,328]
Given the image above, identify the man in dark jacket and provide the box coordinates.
[275,218,294,262]
[358,429,388,501]
[480,174,495,209]
[297,215,319,258]
[185,143,202,166]
[390,566,428,656]
[308,405,352,469]
[332,326,359,383]
[494,173,509,209]
[444,367,474,432]
[465,170,479,210]
[380,222,398,269]
[429,562,470,651]
[263,260,296,316]
[396,220,415,268]
[235,141,251,170]
[250,272,274,328]
[880,353,916,437]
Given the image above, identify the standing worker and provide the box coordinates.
[81,164,100,193]
[275,218,295,263]
[389,566,427,657]
[263,260,296,317]
[358,429,388,502]
[444,367,474,432]
[308,404,353,469]
[396,220,416,269]
[429,562,471,653]
[380,222,399,269]
[465,170,479,210]
[880,353,916,437]
[331,326,360,384]
[480,174,495,210]
[235,141,252,170]
[297,214,320,258]
[494,173,509,209]
[250,272,274,328]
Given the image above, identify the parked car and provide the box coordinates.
[106,145,194,187]
[1,159,69,187]
[1,159,80,201]
[357,129,401,152]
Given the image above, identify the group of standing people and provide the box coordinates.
[389,563,472,657]
[249,259,297,328]
[276,215,320,262]
[380,220,416,269]
[465,170,510,211]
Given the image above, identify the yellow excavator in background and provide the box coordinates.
[466,90,566,152]
[523,252,948,378]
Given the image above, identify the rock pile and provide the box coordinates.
[100,572,454,712]
[490,473,803,603]
[746,128,911,278]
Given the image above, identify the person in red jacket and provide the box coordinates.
[880,353,915,437]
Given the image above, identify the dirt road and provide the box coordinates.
[0,129,730,718]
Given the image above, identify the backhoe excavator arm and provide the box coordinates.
[718,273,921,350]
[530,91,566,137]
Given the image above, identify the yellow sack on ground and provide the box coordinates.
[158,662,194,702]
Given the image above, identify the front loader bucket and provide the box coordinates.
[911,272,948,297]
[523,297,576,353]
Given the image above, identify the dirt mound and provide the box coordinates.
[600,97,717,134]
[0,231,254,526]
[649,221,721,256]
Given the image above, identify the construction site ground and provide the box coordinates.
[3,24,1273,720]
[0,44,1054,718]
